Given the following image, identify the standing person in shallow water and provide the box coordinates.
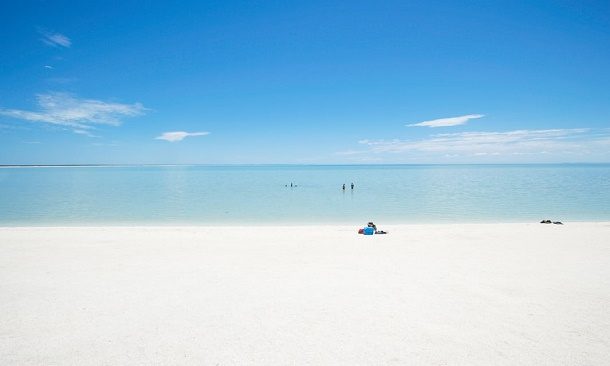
[351,182,354,190]
[342,183,346,191]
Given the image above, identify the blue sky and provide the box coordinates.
[1,0,609,164]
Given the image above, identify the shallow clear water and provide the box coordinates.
[1,164,609,225]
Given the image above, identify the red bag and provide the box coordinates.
[358,228,364,234]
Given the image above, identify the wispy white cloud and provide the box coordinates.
[43,65,54,69]
[0,92,146,130]
[73,129,98,137]
[340,128,610,162]
[155,131,210,142]
[40,31,71,48]
[360,129,590,153]
[407,114,484,128]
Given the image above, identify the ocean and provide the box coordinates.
[1,164,609,225]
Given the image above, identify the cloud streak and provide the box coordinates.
[155,131,210,142]
[360,129,591,153]
[342,128,610,162]
[41,32,71,48]
[407,114,484,128]
[0,93,146,129]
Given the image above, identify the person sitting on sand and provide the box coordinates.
[358,222,387,234]
[368,221,387,234]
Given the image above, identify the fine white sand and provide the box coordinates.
[1,223,610,365]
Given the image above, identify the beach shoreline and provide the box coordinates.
[2,223,609,365]
[2,219,609,228]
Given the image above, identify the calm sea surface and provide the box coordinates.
[1,164,609,225]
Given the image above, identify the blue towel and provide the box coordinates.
[363,227,374,235]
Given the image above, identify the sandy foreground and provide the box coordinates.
[1,223,609,365]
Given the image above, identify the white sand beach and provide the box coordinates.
[1,223,610,365]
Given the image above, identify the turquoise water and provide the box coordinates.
[1,164,609,225]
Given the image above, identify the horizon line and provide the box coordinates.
[1,162,609,168]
